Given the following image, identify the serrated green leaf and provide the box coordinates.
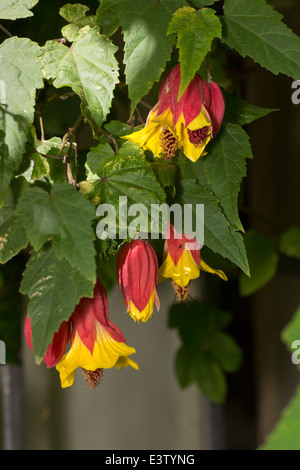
[279,227,300,260]
[177,178,249,275]
[168,6,222,99]
[85,142,115,180]
[222,0,300,80]
[20,243,94,363]
[260,385,300,450]
[0,177,28,264]
[223,91,276,126]
[197,124,253,231]
[0,37,43,203]
[95,0,122,37]
[59,3,89,22]
[176,345,227,401]
[175,346,195,388]
[16,183,96,282]
[42,27,119,137]
[104,120,134,137]
[193,350,227,403]
[151,161,177,190]
[239,230,279,296]
[81,153,166,237]
[169,300,239,403]
[35,137,69,183]
[100,154,166,206]
[0,0,38,20]
[120,0,188,115]
[207,331,242,373]
[60,3,97,42]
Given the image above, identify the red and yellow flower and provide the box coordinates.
[117,239,160,323]
[159,225,227,300]
[123,64,225,162]
[55,280,138,389]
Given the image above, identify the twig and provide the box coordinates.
[0,23,12,38]
[99,127,119,153]
[36,91,76,112]
[39,114,45,143]
[139,100,153,110]
[135,105,144,124]
[60,114,83,186]
[38,152,65,160]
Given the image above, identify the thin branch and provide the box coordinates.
[36,91,76,112]
[0,23,12,38]
[38,152,65,160]
[39,114,45,143]
[60,114,84,186]
[99,127,119,153]
[135,105,144,125]
[139,100,153,110]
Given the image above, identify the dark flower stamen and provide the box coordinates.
[160,127,178,159]
[171,280,190,302]
[187,127,209,146]
[82,368,103,390]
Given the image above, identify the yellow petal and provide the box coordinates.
[128,289,156,323]
[175,110,212,162]
[158,249,200,288]
[56,324,138,388]
[199,258,228,281]
[122,108,175,157]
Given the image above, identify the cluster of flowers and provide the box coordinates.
[123,63,225,162]
[25,65,227,389]
[25,226,227,389]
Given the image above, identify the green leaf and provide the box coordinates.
[95,0,122,37]
[222,0,300,80]
[196,124,253,231]
[20,243,94,363]
[207,331,242,373]
[0,177,28,264]
[239,230,279,297]
[169,301,241,403]
[42,26,119,137]
[260,385,300,450]
[59,3,97,42]
[85,142,115,180]
[81,153,166,237]
[104,120,133,137]
[120,0,187,114]
[16,183,96,283]
[0,0,38,19]
[60,3,89,22]
[151,161,177,191]
[193,351,227,403]
[0,37,43,203]
[223,91,276,126]
[177,178,249,275]
[168,6,222,99]
[279,227,300,260]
